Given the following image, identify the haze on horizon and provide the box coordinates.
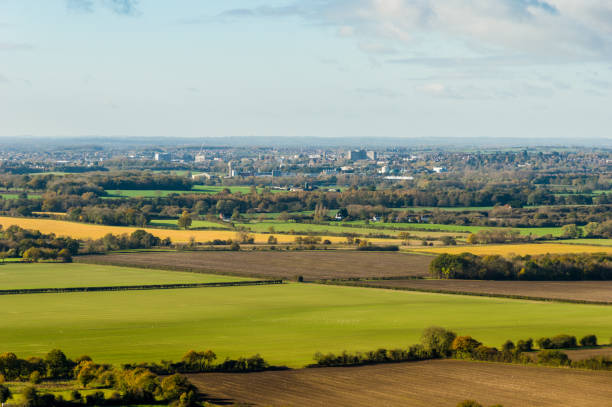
[1,0,611,140]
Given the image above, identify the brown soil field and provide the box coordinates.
[553,347,612,361]
[189,359,612,407]
[352,279,612,303]
[77,251,433,280]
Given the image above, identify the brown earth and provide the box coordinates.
[352,279,612,303]
[188,359,612,407]
[77,251,432,281]
[555,347,612,361]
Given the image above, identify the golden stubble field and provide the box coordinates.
[0,216,399,244]
[413,243,612,256]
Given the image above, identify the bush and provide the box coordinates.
[421,326,456,357]
[580,335,598,347]
[537,350,570,366]
[29,370,41,384]
[538,335,577,349]
[516,338,533,352]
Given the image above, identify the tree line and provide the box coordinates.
[429,252,612,281]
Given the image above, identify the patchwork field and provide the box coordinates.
[353,279,612,303]
[104,185,258,198]
[0,216,398,244]
[77,251,433,280]
[414,243,612,256]
[190,360,612,407]
[1,283,612,366]
[0,263,250,289]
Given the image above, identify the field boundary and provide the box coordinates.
[0,280,283,296]
[324,280,612,306]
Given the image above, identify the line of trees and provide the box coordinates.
[429,252,612,281]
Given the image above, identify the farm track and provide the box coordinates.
[346,279,612,304]
[0,280,282,296]
[189,359,612,407]
[76,251,433,281]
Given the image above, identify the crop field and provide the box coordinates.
[352,279,612,303]
[2,284,612,366]
[0,216,392,244]
[550,238,612,246]
[414,243,612,256]
[189,360,612,407]
[0,263,249,289]
[77,251,433,280]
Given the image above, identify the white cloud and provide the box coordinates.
[218,0,612,60]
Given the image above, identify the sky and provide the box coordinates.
[0,0,611,140]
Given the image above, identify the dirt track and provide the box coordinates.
[189,360,612,407]
[77,251,432,280]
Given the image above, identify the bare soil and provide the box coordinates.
[189,359,612,407]
[77,251,432,281]
[353,279,612,303]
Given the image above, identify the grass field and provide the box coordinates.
[190,360,612,407]
[234,221,465,238]
[344,221,565,237]
[105,185,258,198]
[149,219,232,229]
[0,263,249,289]
[2,283,612,367]
[413,243,612,256]
[77,251,433,280]
[0,216,394,244]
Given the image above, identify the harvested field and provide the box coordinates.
[352,279,612,303]
[189,359,612,407]
[76,251,433,280]
[0,216,397,244]
[561,346,612,360]
[413,243,612,256]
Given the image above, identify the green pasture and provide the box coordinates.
[149,219,232,229]
[0,193,42,200]
[0,263,249,289]
[1,283,612,367]
[104,185,259,198]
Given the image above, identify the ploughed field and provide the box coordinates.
[353,279,612,303]
[0,263,250,289]
[2,282,612,366]
[189,359,612,407]
[77,251,433,280]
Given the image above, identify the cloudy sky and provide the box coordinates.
[1,0,611,139]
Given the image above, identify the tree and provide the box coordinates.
[267,235,278,245]
[561,224,582,239]
[451,336,481,353]
[177,211,193,230]
[23,247,42,262]
[580,334,597,347]
[0,384,11,406]
[58,248,72,263]
[45,349,74,379]
[421,326,456,356]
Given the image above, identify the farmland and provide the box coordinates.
[104,185,259,198]
[0,262,250,289]
[189,359,612,407]
[352,279,612,303]
[414,243,612,256]
[77,251,433,280]
[0,216,391,244]
[2,283,612,366]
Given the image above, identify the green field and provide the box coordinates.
[104,185,259,198]
[0,263,249,289]
[149,219,232,229]
[1,283,612,367]
[0,193,42,200]
[233,221,406,237]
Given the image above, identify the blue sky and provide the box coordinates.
[0,0,611,139]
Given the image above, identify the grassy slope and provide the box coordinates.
[0,263,249,289]
[1,283,612,367]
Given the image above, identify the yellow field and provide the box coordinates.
[413,243,612,256]
[0,216,399,244]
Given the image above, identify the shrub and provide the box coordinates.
[538,335,577,349]
[452,336,481,353]
[29,370,41,384]
[421,326,456,357]
[457,401,482,407]
[580,335,598,347]
[537,350,570,366]
[516,338,533,352]
[501,340,515,352]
